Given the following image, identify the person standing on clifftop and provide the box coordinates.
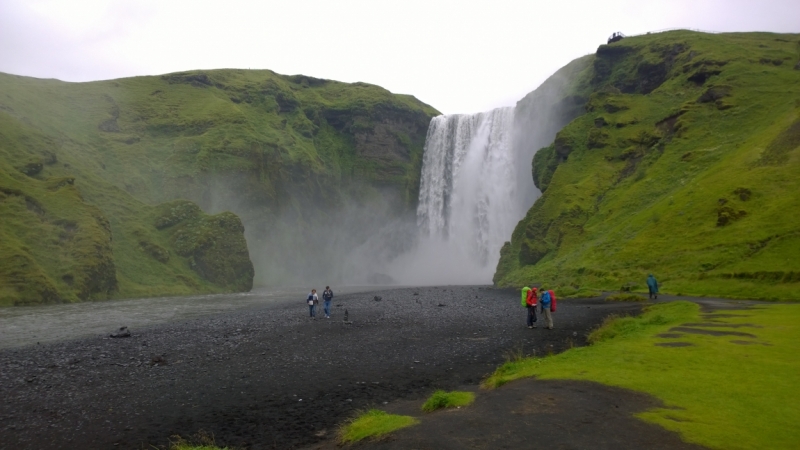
[307,289,319,318]
[647,274,659,300]
[322,286,333,319]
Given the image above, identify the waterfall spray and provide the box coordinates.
[387,107,537,284]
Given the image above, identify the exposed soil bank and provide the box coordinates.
[1,286,646,449]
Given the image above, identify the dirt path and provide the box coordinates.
[313,379,706,450]
[0,288,700,449]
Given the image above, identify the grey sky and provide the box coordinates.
[1,0,798,114]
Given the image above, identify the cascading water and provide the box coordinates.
[387,107,539,284]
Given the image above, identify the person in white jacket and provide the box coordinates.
[306,289,319,318]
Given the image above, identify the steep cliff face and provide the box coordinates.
[0,69,437,303]
[495,31,800,300]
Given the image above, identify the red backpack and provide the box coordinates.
[548,290,557,312]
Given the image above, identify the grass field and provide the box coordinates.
[484,301,800,449]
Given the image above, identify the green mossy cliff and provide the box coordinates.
[495,31,800,300]
[0,69,438,305]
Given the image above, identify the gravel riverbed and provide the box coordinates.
[0,286,643,449]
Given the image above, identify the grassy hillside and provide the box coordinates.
[495,31,800,300]
[0,69,438,304]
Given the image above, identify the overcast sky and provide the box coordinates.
[1,0,798,114]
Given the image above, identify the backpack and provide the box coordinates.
[307,294,314,305]
[520,287,531,307]
[526,288,538,306]
[548,290,557,312]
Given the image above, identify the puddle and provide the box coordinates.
[681,322,761,329]
[655,342,694,347]
[669,326,757,338]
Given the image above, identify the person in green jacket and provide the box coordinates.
[647,274,659,299]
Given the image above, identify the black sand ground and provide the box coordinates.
[311,379,706,450]
[0,287,693,449]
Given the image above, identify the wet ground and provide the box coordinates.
[0,287,721,449]
[0,286,381,349]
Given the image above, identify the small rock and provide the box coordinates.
[373,296,382,302]
[110,326,130,338]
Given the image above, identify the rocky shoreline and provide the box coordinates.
[0,286,643,449]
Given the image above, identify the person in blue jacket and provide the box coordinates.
[540,289,553,329]
[647,274,659,300]
[322,286,334,318]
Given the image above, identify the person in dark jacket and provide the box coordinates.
[647,274,659,299]
[322,286,333,318]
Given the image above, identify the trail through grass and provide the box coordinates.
[484,301,800,449]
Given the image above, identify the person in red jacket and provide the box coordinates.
[526,287,538,329]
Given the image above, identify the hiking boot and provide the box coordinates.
[528,326,533,329]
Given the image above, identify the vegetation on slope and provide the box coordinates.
[484,301,800,449]
[495,31,800,299]
[0,69,436,304]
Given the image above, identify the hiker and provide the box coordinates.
[322,286,334,318]
[540,289,554,329]
[521,286,533,328]
[647,274,659,299]
[526,286,538,328]
[307,289,319,318]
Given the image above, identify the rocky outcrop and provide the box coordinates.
[155,201,254,292]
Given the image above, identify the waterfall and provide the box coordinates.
[388,107,537,284]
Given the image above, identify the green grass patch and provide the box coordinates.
[421,390,476,412]
[605,293,648,302]
[484,301,800,449]
[338,409,419,443]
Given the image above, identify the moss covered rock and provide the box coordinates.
[156,201,254,291]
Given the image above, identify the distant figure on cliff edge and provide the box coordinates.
[307,289,319,318]
[322,286,334,319]
[647,274,659,300]
[540,289,555,330]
